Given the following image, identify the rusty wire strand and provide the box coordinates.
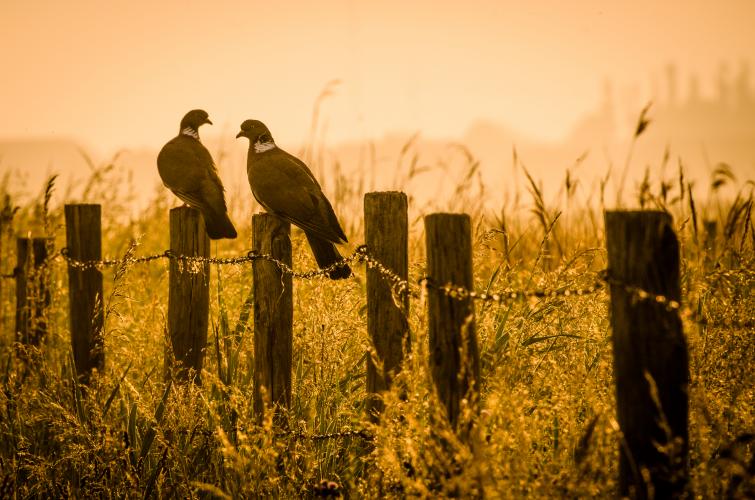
[181,426,373,442]
[57,246,360,278]
[15,244,754,329]
[277,429,374,441]
[423,277,605,303]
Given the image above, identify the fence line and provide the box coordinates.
[7,242,750,329]
[1,240,748,331]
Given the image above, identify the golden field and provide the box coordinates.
[0,134,752,498]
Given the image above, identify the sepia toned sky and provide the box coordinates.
[1,0,754,157]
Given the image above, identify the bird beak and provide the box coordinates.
[204,118,213,125]
[235,131,244,139]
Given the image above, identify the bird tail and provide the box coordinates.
[305,232,352,280]
[203,210,238,240]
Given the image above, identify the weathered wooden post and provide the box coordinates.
[252,213,293,420]
[605,211,689,499]
[364,191,409,419]
[166,207,210,383]
[425,213,480,432]
[15,237,52,347]
[0,197,16,333]
[65,204,105,381]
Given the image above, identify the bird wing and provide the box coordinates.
[248,149,348,244]
[158,136,229,215]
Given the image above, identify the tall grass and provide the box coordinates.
[0,124,752,498]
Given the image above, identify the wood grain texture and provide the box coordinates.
[605,210,689,499]
[15,237,52,347]
[252,213,293,420]
[425,213,480,431]
[65,204,104,381]
[365,191,409,419]
[167,207,210,383]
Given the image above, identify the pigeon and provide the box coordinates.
[157,109,237,239]
[236,119,351,279]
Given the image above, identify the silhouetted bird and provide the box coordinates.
[236,119,351,279]
[158,109,237,239]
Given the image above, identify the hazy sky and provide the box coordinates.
[1,0,754,156]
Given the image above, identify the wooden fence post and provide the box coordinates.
[252,214,293,420]
[65,204,104,381]
[15,237,52,347]
[364,191,409,419]
[425,213,480,432]
[167,207,210,383]
[605,211,689,499]
[0,198,16,333]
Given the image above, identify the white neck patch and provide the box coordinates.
[254,140,276,153]
[181,127,199,140]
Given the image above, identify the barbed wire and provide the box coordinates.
[422,277,605,303]
[601,273,751,328]
[359,247,610,304]
[278,429,373,442]
[59,247,253,270]
[418,268,753,328]
[178,426,373,442]
[365,258,753,328]
[6,244,753,329]
[600,271,682,312]
[358,246,417,298]
[57,246,360,279]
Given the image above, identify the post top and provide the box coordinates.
[64,203,101,209]
[364,191,407,199]
[425,212,471,221]
[604,210,673,224]
[604,209,671,215]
